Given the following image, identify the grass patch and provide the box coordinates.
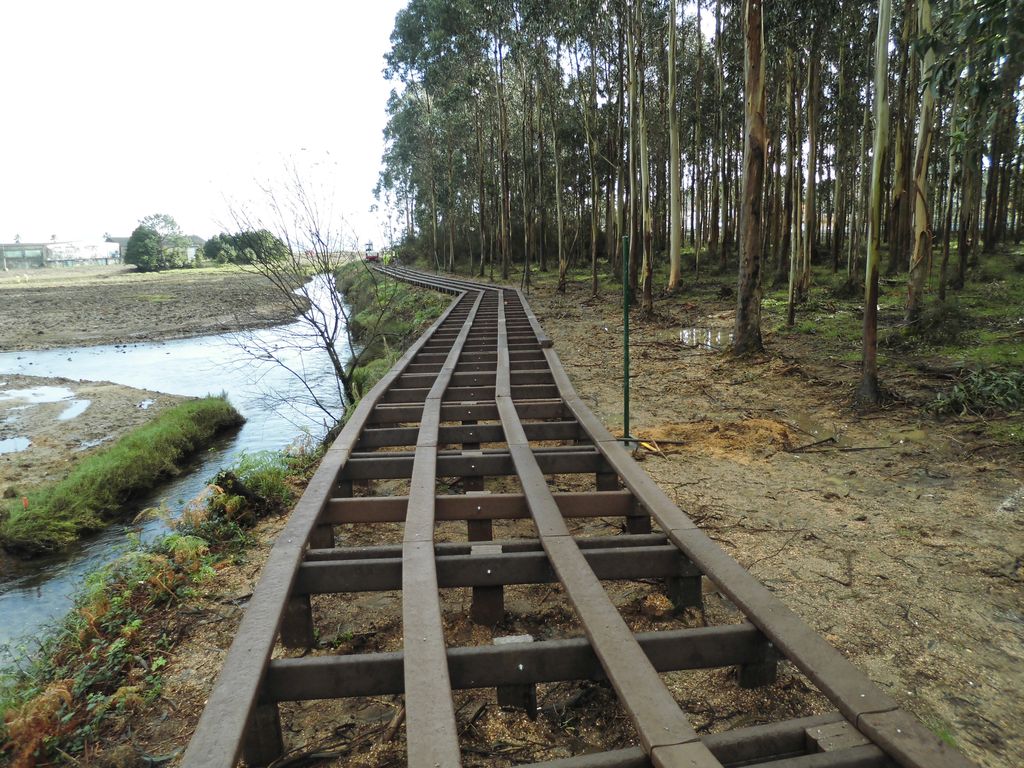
[0,397,244,556]
[0,448,314,764]
[930,369,1024,416]
[337,262,447,360]
[131,293,174,303]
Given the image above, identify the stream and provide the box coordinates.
[0,275,349,666]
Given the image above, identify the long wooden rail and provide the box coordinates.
[182,267,975,768]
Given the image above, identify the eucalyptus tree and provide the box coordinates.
[667,0,682,290]
[859,0,892,406]
[733,0,766,355]
[905,0,936,324]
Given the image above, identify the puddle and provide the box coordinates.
[57,399,90,421]
[0,437,31,454]
[890,428,927,445]
[0,385,76,404]
[783,410,849,447]
[680,326,733,349]
[76,437,112,451]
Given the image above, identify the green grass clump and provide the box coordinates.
[0,397,243,556]
[931,369,1024,416]
[338,262,447,358]
[0,449,302,762]
[906,300,975,345]
[350,352,400,399]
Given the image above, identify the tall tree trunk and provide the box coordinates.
[693,0,704,276]
[769,87,784,281]
[709,0,723,266]
[734,0,766,355]
[496,39,512,280]
[832,48,846,272]
[667,0,682,290]
[634,4,654,316]
[787,55,804,325]
[859,0,892,405]
[777,49,795,287]
[802,53,819,295]
[626,4,639,299]
[905,0,935,324]
[476,101,487,277]
[851,103,871,277]
[886,0,913,274]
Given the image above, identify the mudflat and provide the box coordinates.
[0,264,299,351]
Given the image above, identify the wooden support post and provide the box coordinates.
[625,498,652,535]
[596,472,620,492]
[667,559,703,611]
[736,639,779,689]
[470,543,504,625]
[242,698,284,767]
[465,489,493,543]
[308,524,333,549]
[494,634,537,719]
[280,594,315,649]
[805,721,871,752]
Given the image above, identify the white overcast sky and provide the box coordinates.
[1,0,407,246]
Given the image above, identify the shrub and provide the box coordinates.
[0,444,312,760]
[931,369,1024,416]
[906,300,974,345]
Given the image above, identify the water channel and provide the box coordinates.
[0,275,348,665]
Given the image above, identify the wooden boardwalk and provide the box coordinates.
[182,267,974,768]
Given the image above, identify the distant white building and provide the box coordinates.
[0,240,122,269]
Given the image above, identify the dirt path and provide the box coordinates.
[527,280,1022,768]
[0,265,299,351]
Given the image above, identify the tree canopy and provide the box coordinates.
[377,0,1024,401]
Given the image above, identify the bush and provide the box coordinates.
[0,447,304,760]
[906,300,974,345]
[931,369,1024,416]
[125,225,190,272]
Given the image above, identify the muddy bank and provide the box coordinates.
[0,374,185,495]
[0,265,300,351]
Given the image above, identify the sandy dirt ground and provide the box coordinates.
[0,265,298,351]
[0,374,185,493]
[527,282,1022,767]
[37,277,1022,768]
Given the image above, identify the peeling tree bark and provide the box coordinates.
[905,0,935,324]
[859,0,892,405]
[734,0,766,355]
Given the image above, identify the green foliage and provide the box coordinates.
[906,300,974,345]
[337,261,446,372]
[0,398,244,555]
[202,232,239,263]
[931,369,1024,416]
[0,448,306,760]
[125,225,168,272]
[203,230,289,265]
[350,352,400,399]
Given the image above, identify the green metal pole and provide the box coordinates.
[622,235,630,439]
